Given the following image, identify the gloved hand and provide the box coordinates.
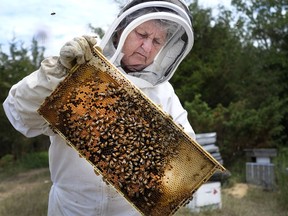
[59,35,98,69]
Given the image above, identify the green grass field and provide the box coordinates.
[0,167,288,216]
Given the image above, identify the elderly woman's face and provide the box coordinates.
[121,20,167,72]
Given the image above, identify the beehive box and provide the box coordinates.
[38,48,225,216]
[186,182,222,212]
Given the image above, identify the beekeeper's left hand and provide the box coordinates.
[59,35,98,69]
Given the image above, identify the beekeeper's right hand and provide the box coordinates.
[59,35,98,69]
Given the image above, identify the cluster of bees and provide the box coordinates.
[49,72,182,213]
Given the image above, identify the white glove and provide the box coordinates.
[59,35,98,69]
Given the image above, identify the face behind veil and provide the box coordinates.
[100,0,194,86]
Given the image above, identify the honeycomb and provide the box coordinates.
[38,48,226,216]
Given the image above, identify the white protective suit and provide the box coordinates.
[3,0,195,215]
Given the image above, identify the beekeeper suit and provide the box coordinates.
[3,0,195,215]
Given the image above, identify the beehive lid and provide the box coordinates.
[38,48,226,216]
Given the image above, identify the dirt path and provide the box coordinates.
[223,183,249,199]
[0,168,51,202]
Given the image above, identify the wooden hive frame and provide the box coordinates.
[38,48,226,216]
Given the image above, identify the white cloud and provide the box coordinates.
[0,0,231,57]
[0,0,119,56]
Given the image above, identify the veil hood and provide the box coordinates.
[99,0,194,87]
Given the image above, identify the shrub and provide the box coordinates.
[18,151,49,169]
[274,147,288,210]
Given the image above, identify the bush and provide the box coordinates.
[0,152,49,179]
[184,94,285,166]
[0,154,14,167]
[18,151,49,169]
[274,147,288,210]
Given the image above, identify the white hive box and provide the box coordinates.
[186,182,222,212]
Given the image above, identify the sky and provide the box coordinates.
[0,0,231,57]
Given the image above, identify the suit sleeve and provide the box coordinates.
[3,56,67,137]
[161,83,196,140]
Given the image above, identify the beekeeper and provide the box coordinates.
[3,0,195,215]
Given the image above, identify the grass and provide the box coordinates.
[0,168,51,216]
[0,151,288,216]
[0,152,50,216]
[1,170,288,216]
[175,185,288,216]
[0,152,49,180]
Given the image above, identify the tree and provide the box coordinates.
[231,0,288,145]
[172,2,245,108]
[171,1,287,164]
[88,24,105,39]
[0,38,48,159]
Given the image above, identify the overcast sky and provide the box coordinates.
[0,0,231,57]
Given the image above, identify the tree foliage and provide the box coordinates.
[171,0,288,164]
[0,38,47,160]
[0,0,287,167]
[232,0,288,147]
